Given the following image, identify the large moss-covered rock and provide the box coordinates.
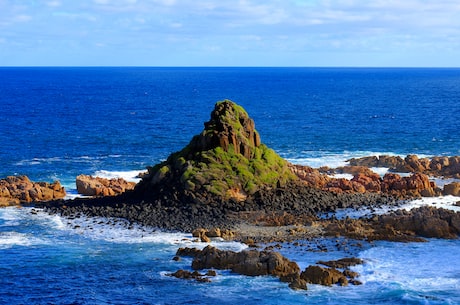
[137,100,297,200]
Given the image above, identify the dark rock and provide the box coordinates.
[317,257,364,269]
[300,265,348,286]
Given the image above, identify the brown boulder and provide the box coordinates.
[351,173,381,192]
[289,164,330,188]
[382,173,435,197]
[0,175,66,205]
[190,246,300,277]
[300,265,348,286]
[443,182,460,196]
[379,206,460,239]
[324,178,366,193]
[403,155,430,172]
[75,174,136,197]
[348,155,406,170]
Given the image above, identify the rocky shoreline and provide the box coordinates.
[2,100,460,290]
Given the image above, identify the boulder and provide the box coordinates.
[443,182,460,196]
[351,173,381,192]
[379,206,460,239]
[300,265,348,286]
[317,258,364,269]
[403,155,430,172]
[75,174,136,197]
[324,178,366,193]
[168,269,215,283]
[289,164,330,188]
[382,173,436,197]
[0,175,66,205]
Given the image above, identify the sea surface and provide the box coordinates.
[1,67,460,304]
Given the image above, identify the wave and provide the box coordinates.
[0,231,50,249]
[284,150,401,168]
[27,208,248,252]
[356,239,460,302]
[92,169,144,183]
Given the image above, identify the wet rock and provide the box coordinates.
[176,245,303,289]
[300,265,348,286]
[317,258,364,269]
[168,269,214,283]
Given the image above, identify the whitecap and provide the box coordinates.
[52,213,248,251]
[0,231,49,249]
[285,151,401,169]
[400,196,460,213]
[92,169,144,183]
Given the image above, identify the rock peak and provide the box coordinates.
[136,100,296,200]
[189,100,261,159]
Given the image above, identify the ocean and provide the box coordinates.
[1,67,459,304]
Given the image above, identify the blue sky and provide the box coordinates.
[1,0,460,66]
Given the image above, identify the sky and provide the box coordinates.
[1,0,460,67]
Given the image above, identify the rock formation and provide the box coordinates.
[135,100,297,201]
[0,175,66,206]
[176,245,307,290]
[76,174,136,197]
[348,154,460,178]
[290,163,439,198]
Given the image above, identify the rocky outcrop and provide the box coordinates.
[291,163,439,198]
[0,175,65,206]
[324,206,460,241]
[443,182,460,196]
[76,174,136,197]
[176,245,306,290]
[167,269,217,283]
[381,172,438,197]
[349,154,460,178]
[135,100,297,201]
[175,246,365,289]
[300,265,349,286]
[192,227,235,242]
[379,206,460,239]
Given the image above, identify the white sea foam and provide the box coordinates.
[370,167,390,177]
[328,173,354,180]
[45,211,248,251]
[399,196,460,213]
[0,232,43,249]
[285,151,401,168]
[92,169,144,183]
[356,240,460,298]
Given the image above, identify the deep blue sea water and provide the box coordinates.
[1,67,460,304]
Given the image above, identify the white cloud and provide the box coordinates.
[46,1,61,7]
[2,0,460,66]
[13,14,32,23]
